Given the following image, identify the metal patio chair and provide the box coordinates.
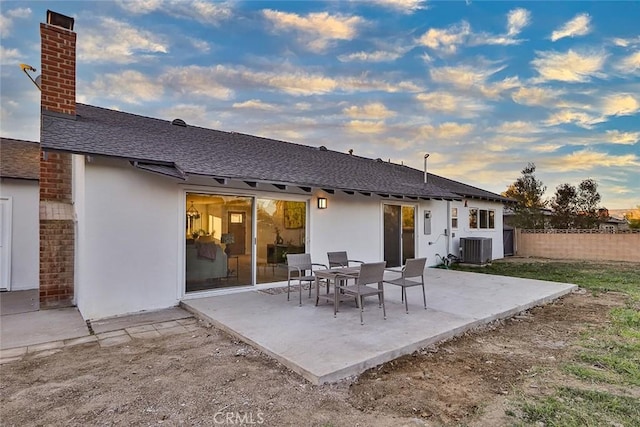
[326,251,364,268]
[335,261,387,325]
[383,257,427,313]
[286,253,327,306]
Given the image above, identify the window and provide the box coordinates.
[451,207,458,229]
[468,208,495,229]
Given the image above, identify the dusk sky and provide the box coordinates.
[1,1,638,209]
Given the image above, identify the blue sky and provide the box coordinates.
[1,1,639,209]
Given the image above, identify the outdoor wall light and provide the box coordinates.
[317,197,328,209]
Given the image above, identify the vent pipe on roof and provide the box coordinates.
[172,118,187,127]
[424,153,430,184]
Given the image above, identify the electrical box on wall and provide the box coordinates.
[424,210,431,235]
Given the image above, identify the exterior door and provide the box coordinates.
[384,205,416,268]
[0,198,12,291]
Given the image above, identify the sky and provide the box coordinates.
[1,1,639,209]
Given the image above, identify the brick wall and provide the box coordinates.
[40,23,76,116]
[516,230,640,263]
[39,19,76,308]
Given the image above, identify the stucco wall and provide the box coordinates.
[0,179,39,290]
[76,159,505,318]
[77,159,181,319]
[517,230,640,262]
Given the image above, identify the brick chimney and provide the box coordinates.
[39,10,76,308]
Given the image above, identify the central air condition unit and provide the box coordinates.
[460,237,492,265]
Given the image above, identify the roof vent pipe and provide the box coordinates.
[424,153,430,184]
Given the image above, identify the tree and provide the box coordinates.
[549,183,578,229]
[575,179,602,229]
[549,179,604,229]
[624,206,640,230]
[502,163,547,229]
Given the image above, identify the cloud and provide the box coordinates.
[263,9,363,52]
[551,13,591,42]
[160,66,235,99]
[507,8,531,36]
[416,91,489,117]
[116,0,232,24]
[158,104,220,129]
[368,0,427,13]
[544,110,604,129]
[615,51,640,74]
[605,130,640,145]
[188,38,211,53]
[0,46,22,65]
[511,86,563,106]
[544,149,639,172]
[232,99,279,111]
[79,17,168,64]
[420,122,474,139]
[85,70,162,104]
[345,120,387,134]
[338,49,404,63]
[601,93,640,116]
[611,36,640,48]
[418,21,471,54]
[343,102,396,119]
[429,64,519,99]
[493,121,540,134]
[531,49,607,82]
[1,7,31,37]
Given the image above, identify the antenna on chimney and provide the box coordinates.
[424,153,430,184]
[19,64,41,91]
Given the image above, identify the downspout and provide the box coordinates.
[446,200,451,256]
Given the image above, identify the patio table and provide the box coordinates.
[314,266,360,316]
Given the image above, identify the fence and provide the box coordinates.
[516,229,640,263]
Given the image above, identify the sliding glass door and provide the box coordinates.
[185,193,307,292]
[383,204,416,268]
[256,199,306,284]
[185,193,253,293]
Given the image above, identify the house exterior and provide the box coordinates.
[37,11,510,319]
[0,138,41,292]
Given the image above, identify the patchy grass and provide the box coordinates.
[516,387,640,427]
[453,259,640,426]
[452,260,640,299]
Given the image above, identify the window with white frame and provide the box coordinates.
[468,208,495,229]
[451,207,458,229]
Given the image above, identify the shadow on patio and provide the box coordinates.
[182,268,576,384]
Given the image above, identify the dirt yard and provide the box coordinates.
[0,290,630,426]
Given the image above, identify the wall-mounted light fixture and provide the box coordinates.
[464,200,468,207]
[317,197,327,209]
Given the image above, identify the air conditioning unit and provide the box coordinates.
[460,237,492,265]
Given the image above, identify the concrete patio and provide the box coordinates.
[182,268,577,384]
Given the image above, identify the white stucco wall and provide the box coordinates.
[450,200,505,261]
[77,159,181,319]
[75,159,504,319]
[0,179,39,290]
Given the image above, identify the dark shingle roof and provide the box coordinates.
[41,104,508,202]
[0,137,40,180]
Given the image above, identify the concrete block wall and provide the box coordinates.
[516,231,640,263]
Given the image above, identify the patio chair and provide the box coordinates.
[383,257,427,313]
[286,254,327,306]
[327,251,364,268]
[335,261,387,325]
